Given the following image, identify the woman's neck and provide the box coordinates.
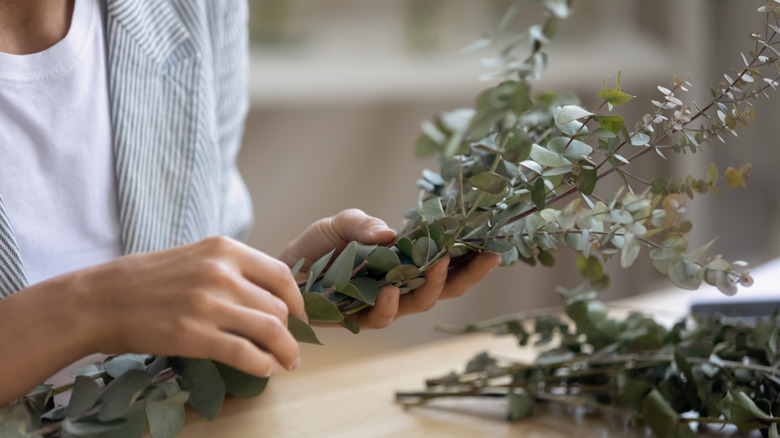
[0,0,75,54]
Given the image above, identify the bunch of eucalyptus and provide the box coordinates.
[1,0,777,436]
[397,286,780,437]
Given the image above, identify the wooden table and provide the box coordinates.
[176,259,780,437]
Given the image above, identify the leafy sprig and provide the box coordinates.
[397,286,780,437]
[2,1,777,436]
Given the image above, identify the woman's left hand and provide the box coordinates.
[279,209,501,329]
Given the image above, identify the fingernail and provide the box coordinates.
[289,357,301,371]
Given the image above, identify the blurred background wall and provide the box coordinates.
[236,0,780,365]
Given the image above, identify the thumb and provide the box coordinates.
[330,209,395,245]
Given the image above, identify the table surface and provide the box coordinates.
[174,259,780,438]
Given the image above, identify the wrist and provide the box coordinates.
[47,268,106,358]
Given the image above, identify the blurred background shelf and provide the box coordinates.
[248,31,678,107]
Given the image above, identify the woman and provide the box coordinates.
[0,0,500,406]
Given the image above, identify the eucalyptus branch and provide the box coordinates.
[400,289,780,436]
[4,2,778,437]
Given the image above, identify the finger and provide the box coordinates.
[235,247,306,319]
[192,330,279,377]
[232,276,291,327]
[439,251,501,299]
[219,303,301,371]
[353,286,400,329]
[396,255,450,318]
[331,209,395,245]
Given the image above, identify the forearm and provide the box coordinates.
[0,273,97,406]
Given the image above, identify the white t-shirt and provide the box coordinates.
[0,0,122,287]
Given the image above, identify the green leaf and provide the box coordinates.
[365,246,401,272]
[339,318,361,334]
[350,277,381,305]
[288,316,322,345]
[620,233,641,268]
[146,396,185,438]
[649,233,687,260]
[667,258,702,290]
[707,163,719,186]
[641,389,679,438]
[502,127,532,162]
[594,115,625,133]
[729,391,770,431]
[531,178,546,210]
[98,369,153,422]
[598,88,633,105]
[214,363,269,398]
[412,236,439,266]
[177,358,225,421]
[0,404,34,438]
[469,172,507,195]
[560,139,592,162]
[530,143,571,167]
[577,256,603,282]
[421,198,446,220]
[579,164,597,195]
[507,391,535,421]
[630,132,650,146]
[725,166,745,188]
[322,241,357,291]
[72,363,104,379]
[386,264,420,284]
[290,258,305,278]
[104,355,147,379]
[305,250,334,293]
[24,384,53,414]
[63,418,128,435]
[303,292,344,322]
[67,376,100,418]
[396,238,414,258]
[102,404,148,438]
[554,105,593,125]
[415,133,440,158]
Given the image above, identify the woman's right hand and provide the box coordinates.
[0,236,305,405]
[76,236,305,376]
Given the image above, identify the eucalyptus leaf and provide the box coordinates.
[290,258,305,278]
[530,143,571,168]
[412,236,439,266]
[469,172,508,194]
[66,376,100,418]
[386,264,420,284]
[322,241,357,291]
[97,369,152,422]
[304,292,344,322]
[177,358,225,421]
[63,418,128,435]
[146,397,185,438]
[507,391,535,421]
[554,105,593,124]
[289,316,323,345]
[104,355,147,379]
[351,277,381,304]
[215,363,269,399]
[365,246,401,272]
[305,250,334,293]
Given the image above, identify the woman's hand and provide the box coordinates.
[80,236,306,374]
[279,209,501,329]
[0,236,306,405]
